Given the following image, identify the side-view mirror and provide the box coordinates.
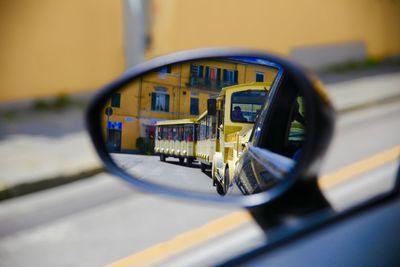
[86,49,335,210]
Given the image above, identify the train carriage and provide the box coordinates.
[154,82,272,195]
[196,82,272,195]
[155,119,198,166]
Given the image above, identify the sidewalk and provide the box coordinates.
[0,72,399,201]
[0,106,103,200]
[327,73,400,112]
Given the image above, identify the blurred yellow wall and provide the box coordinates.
[147,0,400,59]
[0,0,125,102]
[2,0,399,102]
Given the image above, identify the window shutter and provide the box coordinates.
[191,64,198,74]
[234,70,239,83]
[256,72,264,82]
[191,98,199,115]
[151,93,156,110]
[205,66,210,78]
[217,68,221,80]
[111,93,121,107]
[223,69,228,81]
[198,65,204,77]
[165,95,170,112]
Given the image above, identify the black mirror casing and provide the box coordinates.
[86,48,335,210]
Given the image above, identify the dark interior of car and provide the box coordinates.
[256,73,303,159]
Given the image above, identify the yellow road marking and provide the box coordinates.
[108,146,400,267]
[107,211,252,267]
[318,145,400,189]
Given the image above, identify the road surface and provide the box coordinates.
[0,101,399,267]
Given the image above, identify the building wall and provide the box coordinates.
[147,0,400,67]
[0,0,125,101]
[104,59,278,152]
[3,0,398,101]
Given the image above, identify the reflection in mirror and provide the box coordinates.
[235,94,306,195]
[101,57,307,196]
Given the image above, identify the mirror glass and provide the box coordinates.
[101,57,307,196]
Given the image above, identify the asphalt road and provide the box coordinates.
[0,101,399,267]
[110,152,243,196]
[111,153,217,194]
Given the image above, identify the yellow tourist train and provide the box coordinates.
[155,82,271,194]
[154,118,198,166]
[196,82,271,195]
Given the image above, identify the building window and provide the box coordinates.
[205,67,221,80]
[155,65,172,74]
[191,64,199,76]
[216,68,222,80]
[111,93,121,108]
[190,98,199,115]
[256,72,264,82]
[198,65,204,77]
[209,93,219,99]
[223,69,238,84]
[151,92,170,112]
[190,64,204,77]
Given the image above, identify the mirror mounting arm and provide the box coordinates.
[248,178,331,230]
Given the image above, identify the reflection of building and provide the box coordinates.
[104,58,278,152]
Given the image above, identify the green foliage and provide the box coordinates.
[33,93,73,111]
[136,137,155,155]
[53,93,72,109]
[1,111,17,121]
[327,58,380,73]
[136,137,146,154]
[33,99,50,110]
[145,138,155,155]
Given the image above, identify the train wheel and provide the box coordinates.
[212,161,216,185]
[200,163,207,172]
[216,181,225,196]
[160,154,166,162]
[224,167,230,194]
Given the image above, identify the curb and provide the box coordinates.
[337,94,400,115]
[0,167,105,201]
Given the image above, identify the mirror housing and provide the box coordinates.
[86,48,335,208]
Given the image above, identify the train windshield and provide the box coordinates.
[231,90,268,123]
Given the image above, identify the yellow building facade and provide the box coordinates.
[103,58,278,152]
[2,0,399,102]
[0,0,125,102]
[147,0,400,66]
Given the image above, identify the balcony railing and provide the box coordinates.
[188,76,237,91]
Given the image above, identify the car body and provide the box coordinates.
[86,48,400,266]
